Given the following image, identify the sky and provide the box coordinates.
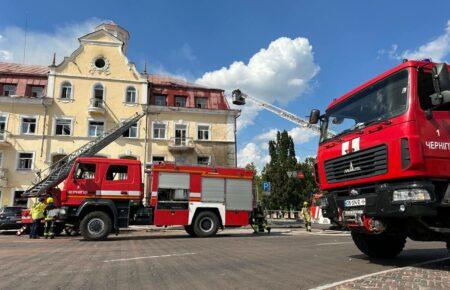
[0,0,449,170]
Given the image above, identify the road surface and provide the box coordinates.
[0,227,448,289]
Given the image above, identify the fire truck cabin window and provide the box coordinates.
[74,163,96,179]
[321,69,408,142]
[106,165,128,181]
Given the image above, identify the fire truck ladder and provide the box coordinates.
[23,112,146,197]
[232,89,327,135]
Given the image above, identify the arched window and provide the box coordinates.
[60,82,72,99]
[125,86,137,103]
[93,84,104,100]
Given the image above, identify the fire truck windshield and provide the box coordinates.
[320,69,409,142]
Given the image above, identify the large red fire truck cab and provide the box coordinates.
[53,157,256,240]
[309,60,450,258]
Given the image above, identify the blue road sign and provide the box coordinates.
[262,182,271,192]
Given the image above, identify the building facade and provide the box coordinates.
[0,22,238,207]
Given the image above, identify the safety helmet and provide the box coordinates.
[46,197,54,204]
[303,201,308,206]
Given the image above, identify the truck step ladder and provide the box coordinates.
[23,112,146,197]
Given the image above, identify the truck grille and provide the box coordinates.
[324,145,387,183]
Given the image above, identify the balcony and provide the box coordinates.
[168,137,195,152]
[0,131,10,147]
[88,98,106,115]
[0,168,8,187]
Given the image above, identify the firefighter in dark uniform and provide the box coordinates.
[44,197,57,239]
[252,204,271,234]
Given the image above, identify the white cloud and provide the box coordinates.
[196,36,319,130]
[288,127,316,144]
[255,127,316,144]
[237,142,270,169]
[238,126,317,171]
[0,18,102,65]
[380,20,450,62]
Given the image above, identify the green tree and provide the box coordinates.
[261,130,318,210]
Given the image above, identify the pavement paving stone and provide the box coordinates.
[330,259,450,290]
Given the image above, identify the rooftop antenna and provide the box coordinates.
[22,12,28,64]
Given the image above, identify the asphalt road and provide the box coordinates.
[0,227,448,290]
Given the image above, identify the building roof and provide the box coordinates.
[0,62,49,76]
[148,74,222,91]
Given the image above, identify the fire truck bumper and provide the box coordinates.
[321,180,438,222]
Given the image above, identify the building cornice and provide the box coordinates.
[0,96,53,106]
[147,105,240,116]
[49,72,147,84]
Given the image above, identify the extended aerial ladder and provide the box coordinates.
[231,89,322,135]
[23,112,146,197]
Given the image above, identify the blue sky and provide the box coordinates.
[1,0,449,169]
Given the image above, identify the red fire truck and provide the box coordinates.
[35,157,256,240]
[309,60,450,258]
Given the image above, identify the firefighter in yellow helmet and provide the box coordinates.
[301,201,312,232]
[30,197,46,239]
[44,196,57,239]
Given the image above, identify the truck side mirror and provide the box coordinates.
[309,109,320,124]
[431,63,450,106]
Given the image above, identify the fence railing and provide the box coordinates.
[265,210,302,220]
[168,137,194,148]
[89,98,105,109]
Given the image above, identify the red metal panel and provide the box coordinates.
[225,210,249,226]
[190,173,201,194]
[170,210,189,225]
[153,210,172,226]
[154,209,189,226]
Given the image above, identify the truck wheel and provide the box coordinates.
[184,225,197,237]
[351,231,406,259]
[80,211,112,241]
[193,211,219,237]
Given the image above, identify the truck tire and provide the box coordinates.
[193,211,219,237]
[184,225,197,237]
[351,231,406,258]
[80,211,112,241]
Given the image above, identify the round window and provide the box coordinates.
[94,58,106,69]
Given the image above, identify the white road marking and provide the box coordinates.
[310,256,450,290]
[316,242,353,246]
[103,252,196,263]
[291,231,350,237]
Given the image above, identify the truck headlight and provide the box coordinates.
[392,188,431,202]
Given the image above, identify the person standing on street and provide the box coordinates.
[44,197,57,239]
[30,197,46,239]
[301,201,312,232]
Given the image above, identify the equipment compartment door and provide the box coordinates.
[154,172,190,226]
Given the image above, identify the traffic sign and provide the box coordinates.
[262,181,271,192]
